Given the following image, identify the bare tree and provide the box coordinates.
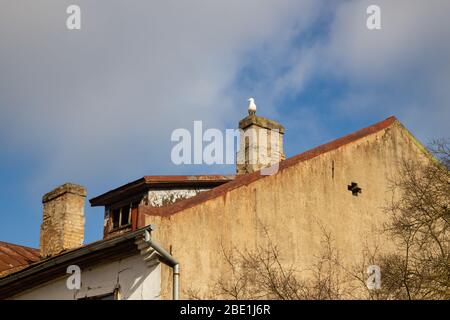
[378,139,450,299]
[186,140,449,300]
[213,225,347,300]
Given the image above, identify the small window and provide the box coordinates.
[112,208,121,229]
[121,205,130,226]
[111,205,132,230]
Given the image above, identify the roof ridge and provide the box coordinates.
[140,116,398,218]
[143,174,235,178]
[90,175,234,206]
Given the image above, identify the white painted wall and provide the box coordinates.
[12,254,161,300]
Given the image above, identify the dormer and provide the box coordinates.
[89,175,233,239]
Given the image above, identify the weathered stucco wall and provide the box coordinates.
[12,254,161,300]
[144,121,429,299]
[143,189,208,207]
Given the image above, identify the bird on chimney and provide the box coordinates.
[248,97,256,115]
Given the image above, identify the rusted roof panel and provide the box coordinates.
[0,242,40,278]
[90,175,235,207]
[92,117,398,214]
[140,116,399,218]
[0,226,152,299]
[143,175,234,183]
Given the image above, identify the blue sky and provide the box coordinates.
[1,0,449,248]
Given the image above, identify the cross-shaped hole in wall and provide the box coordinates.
[348,182,362,196]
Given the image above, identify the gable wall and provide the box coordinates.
[145,121,428,299]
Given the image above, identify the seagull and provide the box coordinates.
[248,97,256,115]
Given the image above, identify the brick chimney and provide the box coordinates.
[40,183,86,258]
[236,108,285,175]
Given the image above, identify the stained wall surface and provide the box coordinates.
[144,121,428,298]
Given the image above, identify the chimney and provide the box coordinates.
[236,99,285,174]
[40,183,86,258]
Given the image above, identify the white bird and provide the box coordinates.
[248,97,256,115]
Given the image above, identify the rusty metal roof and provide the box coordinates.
[0,226,152,299]
[91,117,399,211]
[0,116,401,296]
[140,116,400,218]
[0,242,41,278]
[90,175,235,207]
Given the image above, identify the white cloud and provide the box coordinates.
[249,0,450,140]
[1,0,449,245]
[325,0,450,81]
[0,0,448,192]
[0,0,320,190]
[323,0,450,138]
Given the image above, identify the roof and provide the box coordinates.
[0,226,153,299]
[0,242,41,278]
[90,175,235,206]
[140,116,399,218]
[0,116,401,298]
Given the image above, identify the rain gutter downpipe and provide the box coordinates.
[144,229,180,300]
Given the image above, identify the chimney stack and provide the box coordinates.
[236,100,285,174]
[40,183,86,258]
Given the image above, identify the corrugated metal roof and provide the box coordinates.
[0,242,40,277]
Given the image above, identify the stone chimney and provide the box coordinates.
[236,107,285,174]
[40,183,86,258]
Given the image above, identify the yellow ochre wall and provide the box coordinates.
[145,121,428,299]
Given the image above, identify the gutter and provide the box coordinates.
[0,226,154,288]
[0,225,180,300]
[144,229,180,300]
